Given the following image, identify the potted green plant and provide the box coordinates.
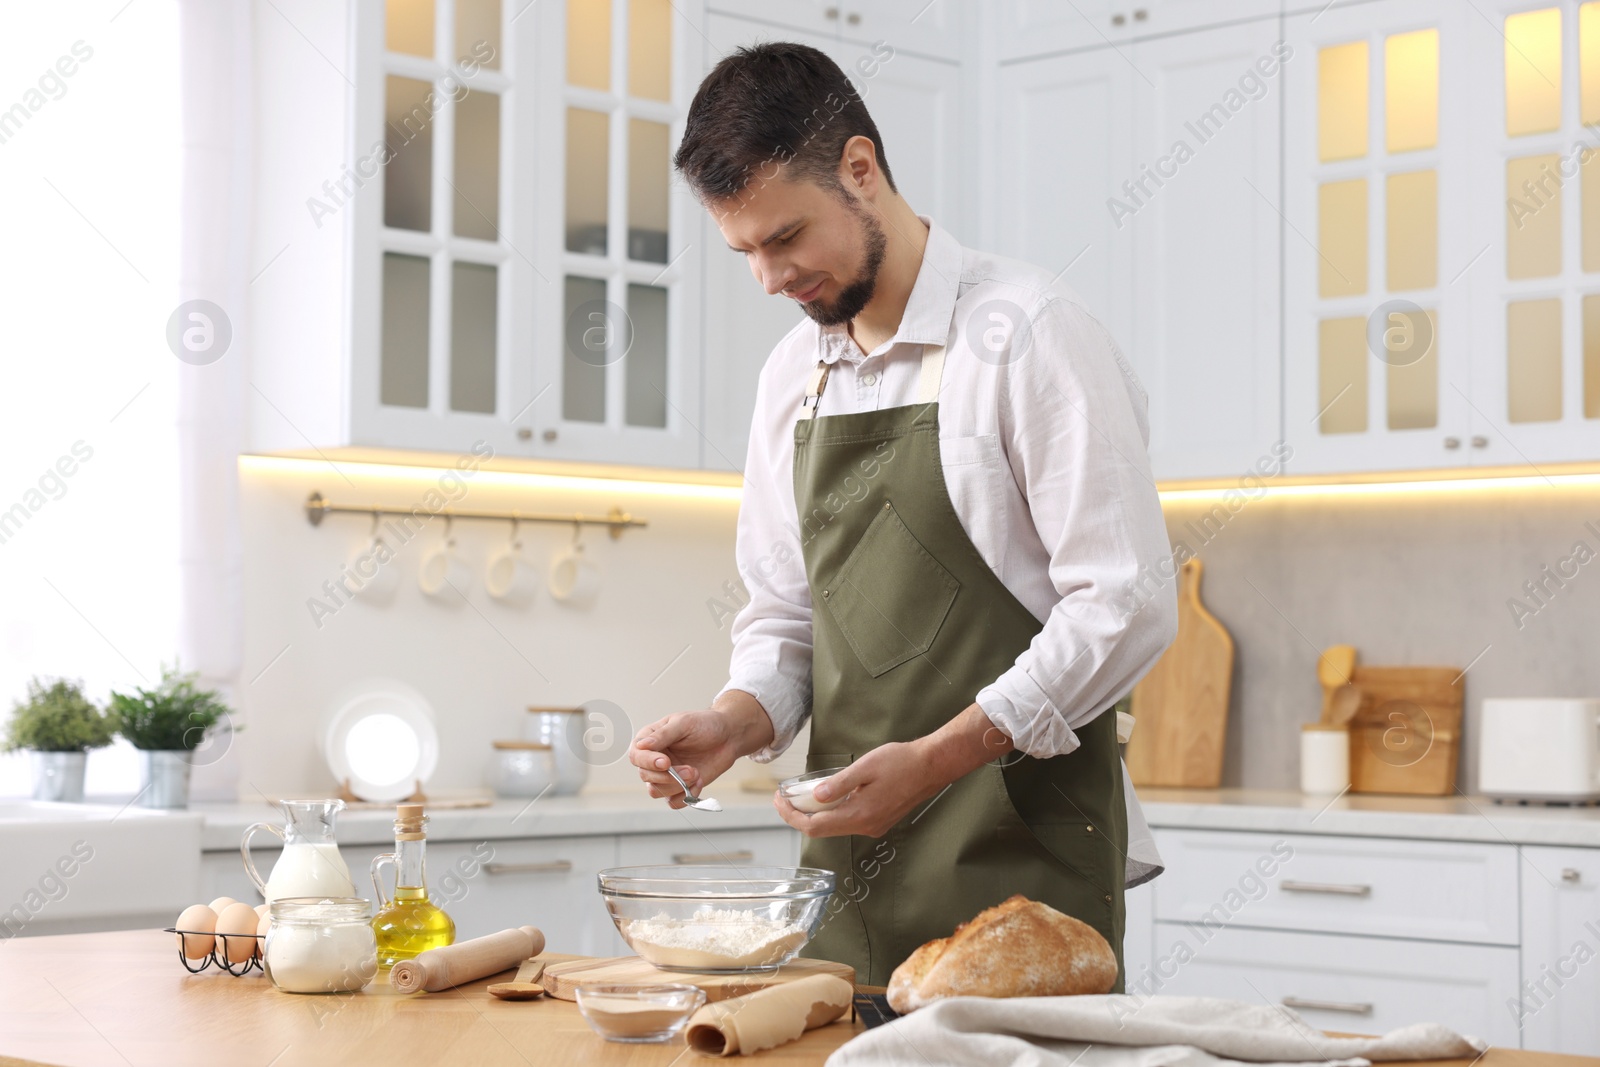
[109,666,233,809]
[3,678,115,803]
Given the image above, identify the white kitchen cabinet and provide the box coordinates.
[615,826,801,868]
[994,0,1280,64]
[1463,0,1600,469]
[995,17,1284,480]
[699,13,965,471]
[1282,0,1494,475]
[1151,922,1523,1047]
[1128,19,1285,479]
[1519,846,1600,1056]
[254,0,709,470]
[1153,828,1520,945]
[709,1,963,60]
[995,45,1134,358]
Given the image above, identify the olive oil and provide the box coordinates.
[370,804,455,968]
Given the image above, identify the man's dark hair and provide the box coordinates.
[673,41,896,204]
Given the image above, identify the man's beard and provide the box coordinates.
[800,203,888,327]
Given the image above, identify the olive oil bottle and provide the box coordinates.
[370,804,455,968]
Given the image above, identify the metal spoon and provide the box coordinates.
[664,764,722,812]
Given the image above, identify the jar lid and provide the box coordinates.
[494,739,554,750]
[526,706,583,714]
[1301,723,1349,733]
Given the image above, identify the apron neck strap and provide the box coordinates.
[799,343,947,420]
[915,343,947,405]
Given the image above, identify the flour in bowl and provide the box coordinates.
[624,908,809,969]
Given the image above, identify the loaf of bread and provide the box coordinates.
[886,895,1116,1013]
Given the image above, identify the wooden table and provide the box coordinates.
[0,930,863,1066]
[2,930,1595,1067]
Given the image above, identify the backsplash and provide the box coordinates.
[235,456,777,801]
[1161,480,1600,794]
[235,457,1598,801]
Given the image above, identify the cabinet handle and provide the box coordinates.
[542,429,558,442]
[1280,879,1371,897]
[484,860,574,875]
[1471,435,1489,448]
[846,11,860,24]
[1111,13,1127,25]
[825,5,839,17]
[1282,995,1373,1016]
[516,427,532,441]
[672,850,754,865]
[1443,436,1461,449]
[1133,8,1148,19]
[1563,867,1582,883]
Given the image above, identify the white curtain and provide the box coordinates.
[176,0,252,800]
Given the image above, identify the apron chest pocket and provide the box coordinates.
[821,502,961,677]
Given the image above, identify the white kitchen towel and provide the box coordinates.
[826,995,1487,1067]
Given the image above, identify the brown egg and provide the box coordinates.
[207,896,238,915]
[175,904,217,959]
[255,910,271,958]
[216,902,260,964]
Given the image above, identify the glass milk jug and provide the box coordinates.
[241,798,358,903]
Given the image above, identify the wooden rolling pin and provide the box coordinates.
[389,926,545,994]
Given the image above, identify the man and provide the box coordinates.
[627,42,1176,990]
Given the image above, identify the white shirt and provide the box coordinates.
[720,217,1174,886]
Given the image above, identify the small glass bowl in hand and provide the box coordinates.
[575,983,707,1043]
[597,865,835,973]
[777,767,852,814]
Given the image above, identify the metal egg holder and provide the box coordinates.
[165,928,265,977]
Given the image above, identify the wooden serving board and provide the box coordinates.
[1347,665,1463,796]
[542,955,854,1003]
[1126,557,1235,788]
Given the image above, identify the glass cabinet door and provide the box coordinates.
[1282,0,1473,474]
[353,0,518,452]
[526,0,703,467]
[1469,0,1600,466]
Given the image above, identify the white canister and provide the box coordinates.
[521,707,591,795]
[1300,724,1351,795]
[263,897,378,994]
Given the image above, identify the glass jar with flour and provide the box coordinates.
[263,897,379,994]
[241,798,358,902]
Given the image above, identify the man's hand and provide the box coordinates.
[776,702,1015,837]
[629,690,776,809]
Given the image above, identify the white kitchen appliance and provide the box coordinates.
[1479,698,1600,802]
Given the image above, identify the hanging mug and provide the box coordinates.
[548,524,601,606]
[485,518,538,606]
[418,517,471,599]
[350,513,400,604]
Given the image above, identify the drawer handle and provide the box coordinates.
[1280,879,1371,897]
[1282,995,1373,1016]
[1562,868,1582,883]
[484,860,574,874]
[672,850,754,865]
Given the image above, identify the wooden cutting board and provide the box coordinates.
[542,955,854,1003]
[1125,557,1235,788]
[1347,665,1463,796]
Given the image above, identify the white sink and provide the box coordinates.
[0,800,203,937]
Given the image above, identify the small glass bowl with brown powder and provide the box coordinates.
[574,983,708,1043]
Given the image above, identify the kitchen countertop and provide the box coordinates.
[192,789,791,850]
[1137,787,1600,848]
[3,930,1593,1067]
[0,930,862,1066]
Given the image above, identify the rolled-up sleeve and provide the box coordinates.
[974,296,1178,758]
[716,364,814,763]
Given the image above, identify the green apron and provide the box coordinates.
[793,342,1127,990]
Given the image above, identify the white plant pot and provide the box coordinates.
[140,750,193,809]
[31,751,87,803]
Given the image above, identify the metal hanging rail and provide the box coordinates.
[303,492,647,539]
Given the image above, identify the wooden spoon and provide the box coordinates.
[1329,685,1363,727]
[1316,645,1357,723]
[487,982,546,1001]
